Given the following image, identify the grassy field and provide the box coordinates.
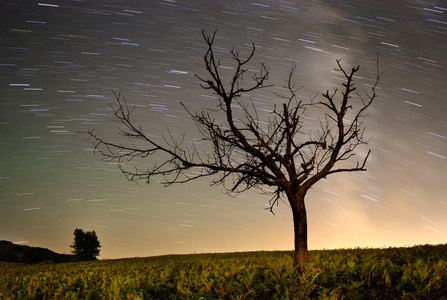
[1,244,447,299]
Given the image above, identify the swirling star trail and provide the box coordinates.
[1,0,446,258]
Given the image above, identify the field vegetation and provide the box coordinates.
[1,244,447,299]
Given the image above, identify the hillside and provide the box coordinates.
[0,240,74,264]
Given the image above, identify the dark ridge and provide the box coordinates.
[0,240,74,264]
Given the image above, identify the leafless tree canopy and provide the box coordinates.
[88,30,381,265]
[90,31,379,207]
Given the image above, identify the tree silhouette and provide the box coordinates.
[71,228,101,261]
[88,31,381,266]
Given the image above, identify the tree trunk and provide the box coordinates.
[289,192,309,266]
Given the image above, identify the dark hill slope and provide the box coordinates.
[0,240,74,264]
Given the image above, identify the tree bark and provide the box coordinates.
[289,192,309,266]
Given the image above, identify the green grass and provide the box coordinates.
[1,244,447,299]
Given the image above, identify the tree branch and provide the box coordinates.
[88,31,381,214]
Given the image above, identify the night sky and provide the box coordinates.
[1,0,446,259]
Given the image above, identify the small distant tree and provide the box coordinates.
[71,228,101,261]
[88,30,381,266]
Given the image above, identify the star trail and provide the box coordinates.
[0,0,446,259]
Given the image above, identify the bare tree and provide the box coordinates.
[88,31,381,266]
